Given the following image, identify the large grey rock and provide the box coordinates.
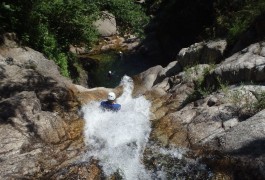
[178,40,227,68]
[0,46,71,86]
[0,41,84,179]
[93,11,117,37]
[208,109,265,178]
[187,85,265,146]
[213,42,265,84]
[223,118,239,130]
[212,109,265,153]
[0,91,67,178]
[136,65,163,90]
[0,46,78,114]
[149,82,265,149]
[133,39,265,178]
[186,106,226,144]
[158,61,182,78]
[0,32,19,47]
[154,61,182,85]
[134,61,185,96]
[180,64,210,83]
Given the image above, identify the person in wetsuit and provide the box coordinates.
[100,92,121,112]
[107,71,112,79]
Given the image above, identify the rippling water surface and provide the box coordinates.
[82,76,152,179]
[82,76,213,180]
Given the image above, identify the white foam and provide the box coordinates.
[82,76,151,179]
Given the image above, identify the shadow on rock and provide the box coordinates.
[0,101,16,124]
[0,70,75,112]
[228,139,265,158]
[0,64,6,79]
[0,71,56,99]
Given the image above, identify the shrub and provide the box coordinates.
[0,0,149,77]
[89,0,149,36]
[253,91,265,112]
[214,0,265,42]
[55,53,70,77]
[225,86,265,119]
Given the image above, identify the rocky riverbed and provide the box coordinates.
[1,33,265,179]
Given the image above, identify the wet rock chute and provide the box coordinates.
[82,76,152,179]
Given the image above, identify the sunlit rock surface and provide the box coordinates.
[178,40,227,68]
[0,39,87,179]
[134,40,265,179]
[93,11,117,37]
[0,35,128,179]
[213,42,265,83]
[1,34,265,179]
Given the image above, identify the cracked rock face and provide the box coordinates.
[1,34,265,179]
[0,36,121,179]
[0,91,67,144]
[135,40,265,178]
[0,41,88,178]
[213,42,265,83]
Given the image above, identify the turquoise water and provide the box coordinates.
[89,52,151,88]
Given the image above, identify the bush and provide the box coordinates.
[214,0,265,42]
[55,53,70,77]
[89,0,149,36]
[254,91,265,112]
[0,0,149,77]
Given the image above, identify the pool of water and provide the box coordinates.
[88,51,152,88]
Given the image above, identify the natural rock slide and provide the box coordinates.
[1,34,265,179]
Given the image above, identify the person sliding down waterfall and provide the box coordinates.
[100,92,121,112]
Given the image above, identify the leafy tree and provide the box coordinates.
[214,0,265,42]
[0,0,149,77]
[87,0,149,36]
[30,0,99,48]
[0,1,35,34]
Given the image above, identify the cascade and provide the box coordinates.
[82,76,152,179]
[82,75,212,179]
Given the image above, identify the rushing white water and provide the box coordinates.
[82,76,152,179]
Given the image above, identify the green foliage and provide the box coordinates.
[214,0,265,42]
[179,65,216,109]
[55,53,70,77]
[145,0,165,14]
[217,76,229,94]
[223,86,265,118]
[0,2,21,33]
[196,65,217,97]
[0,0,149,77]
[27,23,70,76]
[31,0,99,47]
[253,91,265,112]
[88,0,149,36]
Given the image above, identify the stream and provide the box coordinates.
[87,51,153,88]
[81,76,214,179]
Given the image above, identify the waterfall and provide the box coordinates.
[82,76,151,179]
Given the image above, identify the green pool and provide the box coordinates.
[88,51,151,88]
